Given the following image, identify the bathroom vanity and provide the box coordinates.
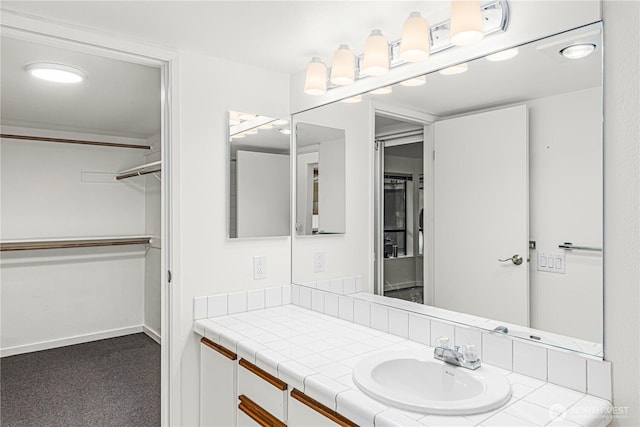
[194,297,612,427]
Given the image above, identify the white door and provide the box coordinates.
[434,105,529,325]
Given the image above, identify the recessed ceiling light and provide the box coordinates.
[560,43,596,59]
[486,48,519,62]
[25,62,86,83]
[439,63,469,75]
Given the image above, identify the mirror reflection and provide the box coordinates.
[291,23,603,357]
[228,111,291,238]
[295,123,346,235]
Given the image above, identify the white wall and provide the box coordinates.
[291,100,373,286]
[603,1,640,425]
[528,87,602,342]
[144,135,162,340]
[236,150,289,238]
[0,128,148,355]
[176,51,290,426]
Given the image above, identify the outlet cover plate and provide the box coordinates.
[253,255,267,280]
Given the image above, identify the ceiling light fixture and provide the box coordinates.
[371,86,393,95]
[238,112,256,121]
[399,12,430,63]
[330,45,356,86]
[486,47,519,61]
[560,43,596,59]
[400,76,426,87]
[273,119,289,126]
[341,95,363,104]
[439,63,469,75]
[363,29,390,76]
[302,0,510,96]
[25,62,86,83]
[279,128,292,135]
[304,57,328,95]
[450,0,485,46]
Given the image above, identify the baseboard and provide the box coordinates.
[143,325,161,344]
[0,325,144,358]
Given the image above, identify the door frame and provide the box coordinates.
[1,12,180,425]
[372,102,435,299]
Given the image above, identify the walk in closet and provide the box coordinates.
[0,36,163,357]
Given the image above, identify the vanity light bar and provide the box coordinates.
[316,0,509,91]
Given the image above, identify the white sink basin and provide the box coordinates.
[352,351,512,415]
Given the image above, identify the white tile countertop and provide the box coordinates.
[194,305,612,427]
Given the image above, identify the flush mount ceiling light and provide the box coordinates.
[399,12,430,63]
[439,63,469,75]
[450,0,485,46]
[304,57,328,95]
[363,29,390,76]
[302,0,509,96]
[560,43,596,59]
[371,86,393,95]
[25,62,86,83]
[400,75,426,87]
[486,47,519,61]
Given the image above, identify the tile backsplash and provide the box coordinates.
[193,281,611,402]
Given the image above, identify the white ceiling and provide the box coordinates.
[1,37,161,139]
[1,1,448,75]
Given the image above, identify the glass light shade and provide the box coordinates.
[330,45,356,86]
[439,63,469,75]
[399,12,430,62]
[560,44,596,59]
[232,133,245,139]
[371,86,393,95]
[450,0,484,46]
[486,48,519,62]
[400,75,426,87]
[363,30,389,76]
[238,112,256,121]
[273,119,289,126]
[304,57,328,95]
[341,95,362,104]
[25,62,86,83]
[258,123,273,130]
[245,128,258,135]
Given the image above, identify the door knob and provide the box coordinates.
[498,254,523,265]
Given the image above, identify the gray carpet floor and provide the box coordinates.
[1,333,160,427]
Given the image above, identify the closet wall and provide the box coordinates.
[0,126,160,356]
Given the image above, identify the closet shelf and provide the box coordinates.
[116,160,161,180]
[0,235,153,252]
[0,134,150,150]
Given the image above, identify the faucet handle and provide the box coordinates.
[436,336,450,349]
[461,344,479,362]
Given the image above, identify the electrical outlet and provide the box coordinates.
[253,256,267,280]
[313,251,325,273]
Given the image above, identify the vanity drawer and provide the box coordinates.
[237,395,286,427]
[288,389,357,427]
[238,358,288,422]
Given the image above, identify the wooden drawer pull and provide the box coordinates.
[201,337,237,361]
[291,388,358,427]
[239,358,287,391]
[238,395,286,427]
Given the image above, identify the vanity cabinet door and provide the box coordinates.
[288,389,357,427]
[200,337,237,427]
[237,358,288,422]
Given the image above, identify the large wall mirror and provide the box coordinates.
[291,23,603,357]
[227,111,291,238]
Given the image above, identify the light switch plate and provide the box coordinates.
[537,252,565,274]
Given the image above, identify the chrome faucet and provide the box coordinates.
[433,337,481,370]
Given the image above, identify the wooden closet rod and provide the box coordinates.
[0,134,151,150]
[0,237,152,252]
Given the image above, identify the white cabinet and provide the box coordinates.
[288,389,357,427]
[237,358,288,423]
[200,338,237,427]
